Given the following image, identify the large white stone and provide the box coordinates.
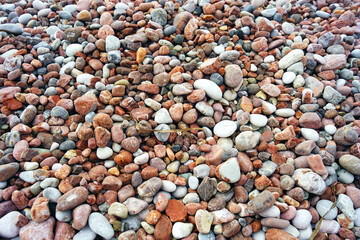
[154,108,173,124]
[292,209,312,230]
[194,79,222,100]
[250,114,268,127]
[213,120,237,137]
[66,44,83,57]
[217,157,241,183]
[96,147,113,160]
[88,212,114,240]
[172,222,193,239]
[300,128,319,141]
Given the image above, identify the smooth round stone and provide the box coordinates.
[167,161,180,173]
[351,49,360,58]
[59,140,75,151]
[250,114,268,127]
[56,210,72,222]
[0,181,7,188]
[154,124,170,142]
[43,187,62,203]
[213,45,225,55]
[134,152,149,165]
[298,226,312,240]
[105,35,120,52]
[154,108,173,124]
[0,23,23,35]
[0,211,24,238]
[300,128,319,141]
[162,180,176,192]
[73,226,97,240]
[282,22,294,34]
[33,0,46,10]
[235,131,261,151]
[150,8,167,26]
[172,186,188,198]
[324,125,337,135]
[217,138,234,151]
[339,155,360,175]
[259,205,280,218]
[19,171,35,183]
[282,72,296,84]
[96,147,113,160]
[183,193,200,204]
[316,199,338,220]
[355,208,360,227]
[172,222,193,239]
[297,171,326,195]
[264,55,275,63]
[88,212,114,239]
[193,164,210,178]
[66,44,83,57]
[24,162,39,171]
[282,224,300,238]
[108,202,128,218]
[194,79,223,100]
[18,13,32,24]
[164,26,176,36]
[292,209,312,229]
[252,230,266,240]
[199,231,216,240]
[59,11,72,20]
[316,10,330,18]
[51,106,69,119]
[188,176,199,190]
[213,120,237,137]
[275,108,295,117]
[337,169,354,184]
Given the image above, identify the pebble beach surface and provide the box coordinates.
[0,0,360,239]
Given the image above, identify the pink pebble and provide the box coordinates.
[280,205,297,220]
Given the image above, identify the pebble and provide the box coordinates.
[248,190,275,214]
[88,212,114,240]
[194,79,223,100]
[316,200,338,220]
[215,157,241,183]
[213,120,237,137]
[292,209,312,229]
[250,114,268,127]
[295,171,326,195]
[336,194,356,220]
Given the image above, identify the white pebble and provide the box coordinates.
[162,180,177,192]
[300,128,319,141]
[282,72,296,84]
[325,125,337,135]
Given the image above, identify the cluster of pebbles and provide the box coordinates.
[0,0,360,239]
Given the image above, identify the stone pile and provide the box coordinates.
[0,0,359,239]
